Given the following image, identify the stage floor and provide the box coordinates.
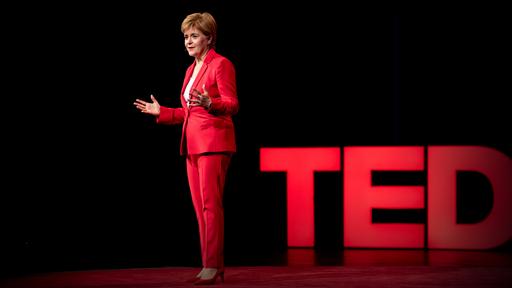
[1,249,511,288]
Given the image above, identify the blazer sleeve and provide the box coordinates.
[209,58,239,115]
[156,106,185,125]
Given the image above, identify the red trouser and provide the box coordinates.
[186,153,231,270]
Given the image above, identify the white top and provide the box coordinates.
[183,73,197,108]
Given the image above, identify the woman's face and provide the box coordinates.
[184,27,210,59]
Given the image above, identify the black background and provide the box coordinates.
[2,1,511,276]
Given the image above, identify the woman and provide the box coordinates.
[134,12,238,285]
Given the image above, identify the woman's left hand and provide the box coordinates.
[189,84,212,109]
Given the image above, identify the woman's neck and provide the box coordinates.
[196,48,210,64]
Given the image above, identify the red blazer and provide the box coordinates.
[157,49,239,155]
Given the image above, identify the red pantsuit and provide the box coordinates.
[187,153,231,269]
[156,49,238,270]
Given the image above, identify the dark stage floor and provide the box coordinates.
[1,249,511,288]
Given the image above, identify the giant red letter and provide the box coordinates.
[344,146,425,248]
[428,146,512,249]
[260,147,340,247]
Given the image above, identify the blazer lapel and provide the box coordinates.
[192,49,216,91]
[193,62,208,91]
[180,49,216,103]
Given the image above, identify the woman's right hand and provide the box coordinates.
[134,94,160,116]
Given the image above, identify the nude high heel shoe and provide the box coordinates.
[193,269,224,285]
